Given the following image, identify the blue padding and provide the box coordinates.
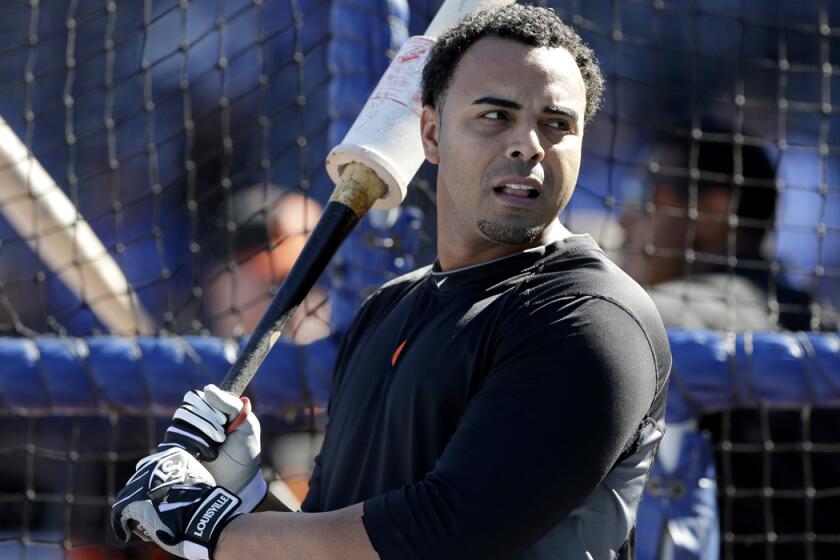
[0,335,334,415]
[666,330,840,422]
[134,338,239,410]
[2,331,837,419]
[666,331,732,422]
[808,333,840,404]
[85,338,149,412]
[179,336,237,389]
[0,339,47,410]
[135,339,198,409]
[37,338,97,410]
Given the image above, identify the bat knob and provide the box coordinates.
[226,397,251,434]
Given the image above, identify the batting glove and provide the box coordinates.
[112,447,241,560]
[160,384,266,512]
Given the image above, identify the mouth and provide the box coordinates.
[490,176,543,208]
[492,183,541,199]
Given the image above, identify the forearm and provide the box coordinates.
[215,502,379,560]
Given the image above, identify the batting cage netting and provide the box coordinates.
[0,0,837,558]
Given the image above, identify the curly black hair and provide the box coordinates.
[421,4,604,123]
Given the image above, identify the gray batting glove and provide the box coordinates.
[161,384,266,512]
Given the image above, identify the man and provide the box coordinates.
[621,126,837,560]
[620,125,837,332]
[111,5,671,559]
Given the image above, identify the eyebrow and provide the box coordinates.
[472,96,579,122]
[472,96,521,109]
[544,104,579,122]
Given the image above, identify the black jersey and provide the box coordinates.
[301,235,671,560]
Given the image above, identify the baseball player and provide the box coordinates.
[111,5,671,559]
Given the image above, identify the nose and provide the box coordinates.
[506,124,545,163]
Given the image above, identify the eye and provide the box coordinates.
[545,119,572,132]
[481,110,508,121]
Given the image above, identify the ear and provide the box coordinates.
[420,105,440,165]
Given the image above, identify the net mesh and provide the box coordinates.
[701,407,840,560]
[0,0,340,338]
[0,0,837,558]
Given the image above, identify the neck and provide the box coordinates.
[436,220,572,271]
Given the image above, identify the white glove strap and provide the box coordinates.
[234,471,268,514]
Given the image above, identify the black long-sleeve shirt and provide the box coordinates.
[301,235,671,559]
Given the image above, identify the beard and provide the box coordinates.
[477,218,544,245]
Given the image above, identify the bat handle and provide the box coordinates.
[219,163,387,396]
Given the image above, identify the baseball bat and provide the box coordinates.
[219,0,514,397]
[0,116,154,336]
[220,162,383,395]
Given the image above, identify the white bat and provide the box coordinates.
[0,116,154,336]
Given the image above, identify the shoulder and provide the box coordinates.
[509,236,672,383]
[528,236,666,334]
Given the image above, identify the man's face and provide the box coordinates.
[421,37,587,250]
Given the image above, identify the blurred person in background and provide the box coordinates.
[619,125,837,332]
[204,183,331,343]
[623,124,837,560]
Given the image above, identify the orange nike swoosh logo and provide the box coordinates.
[391,340,407,367]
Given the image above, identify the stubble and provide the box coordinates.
[476,218,544,245]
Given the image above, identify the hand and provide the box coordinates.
[161,384,266,512]
[161,386,231,461]
[111,447,241,559]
